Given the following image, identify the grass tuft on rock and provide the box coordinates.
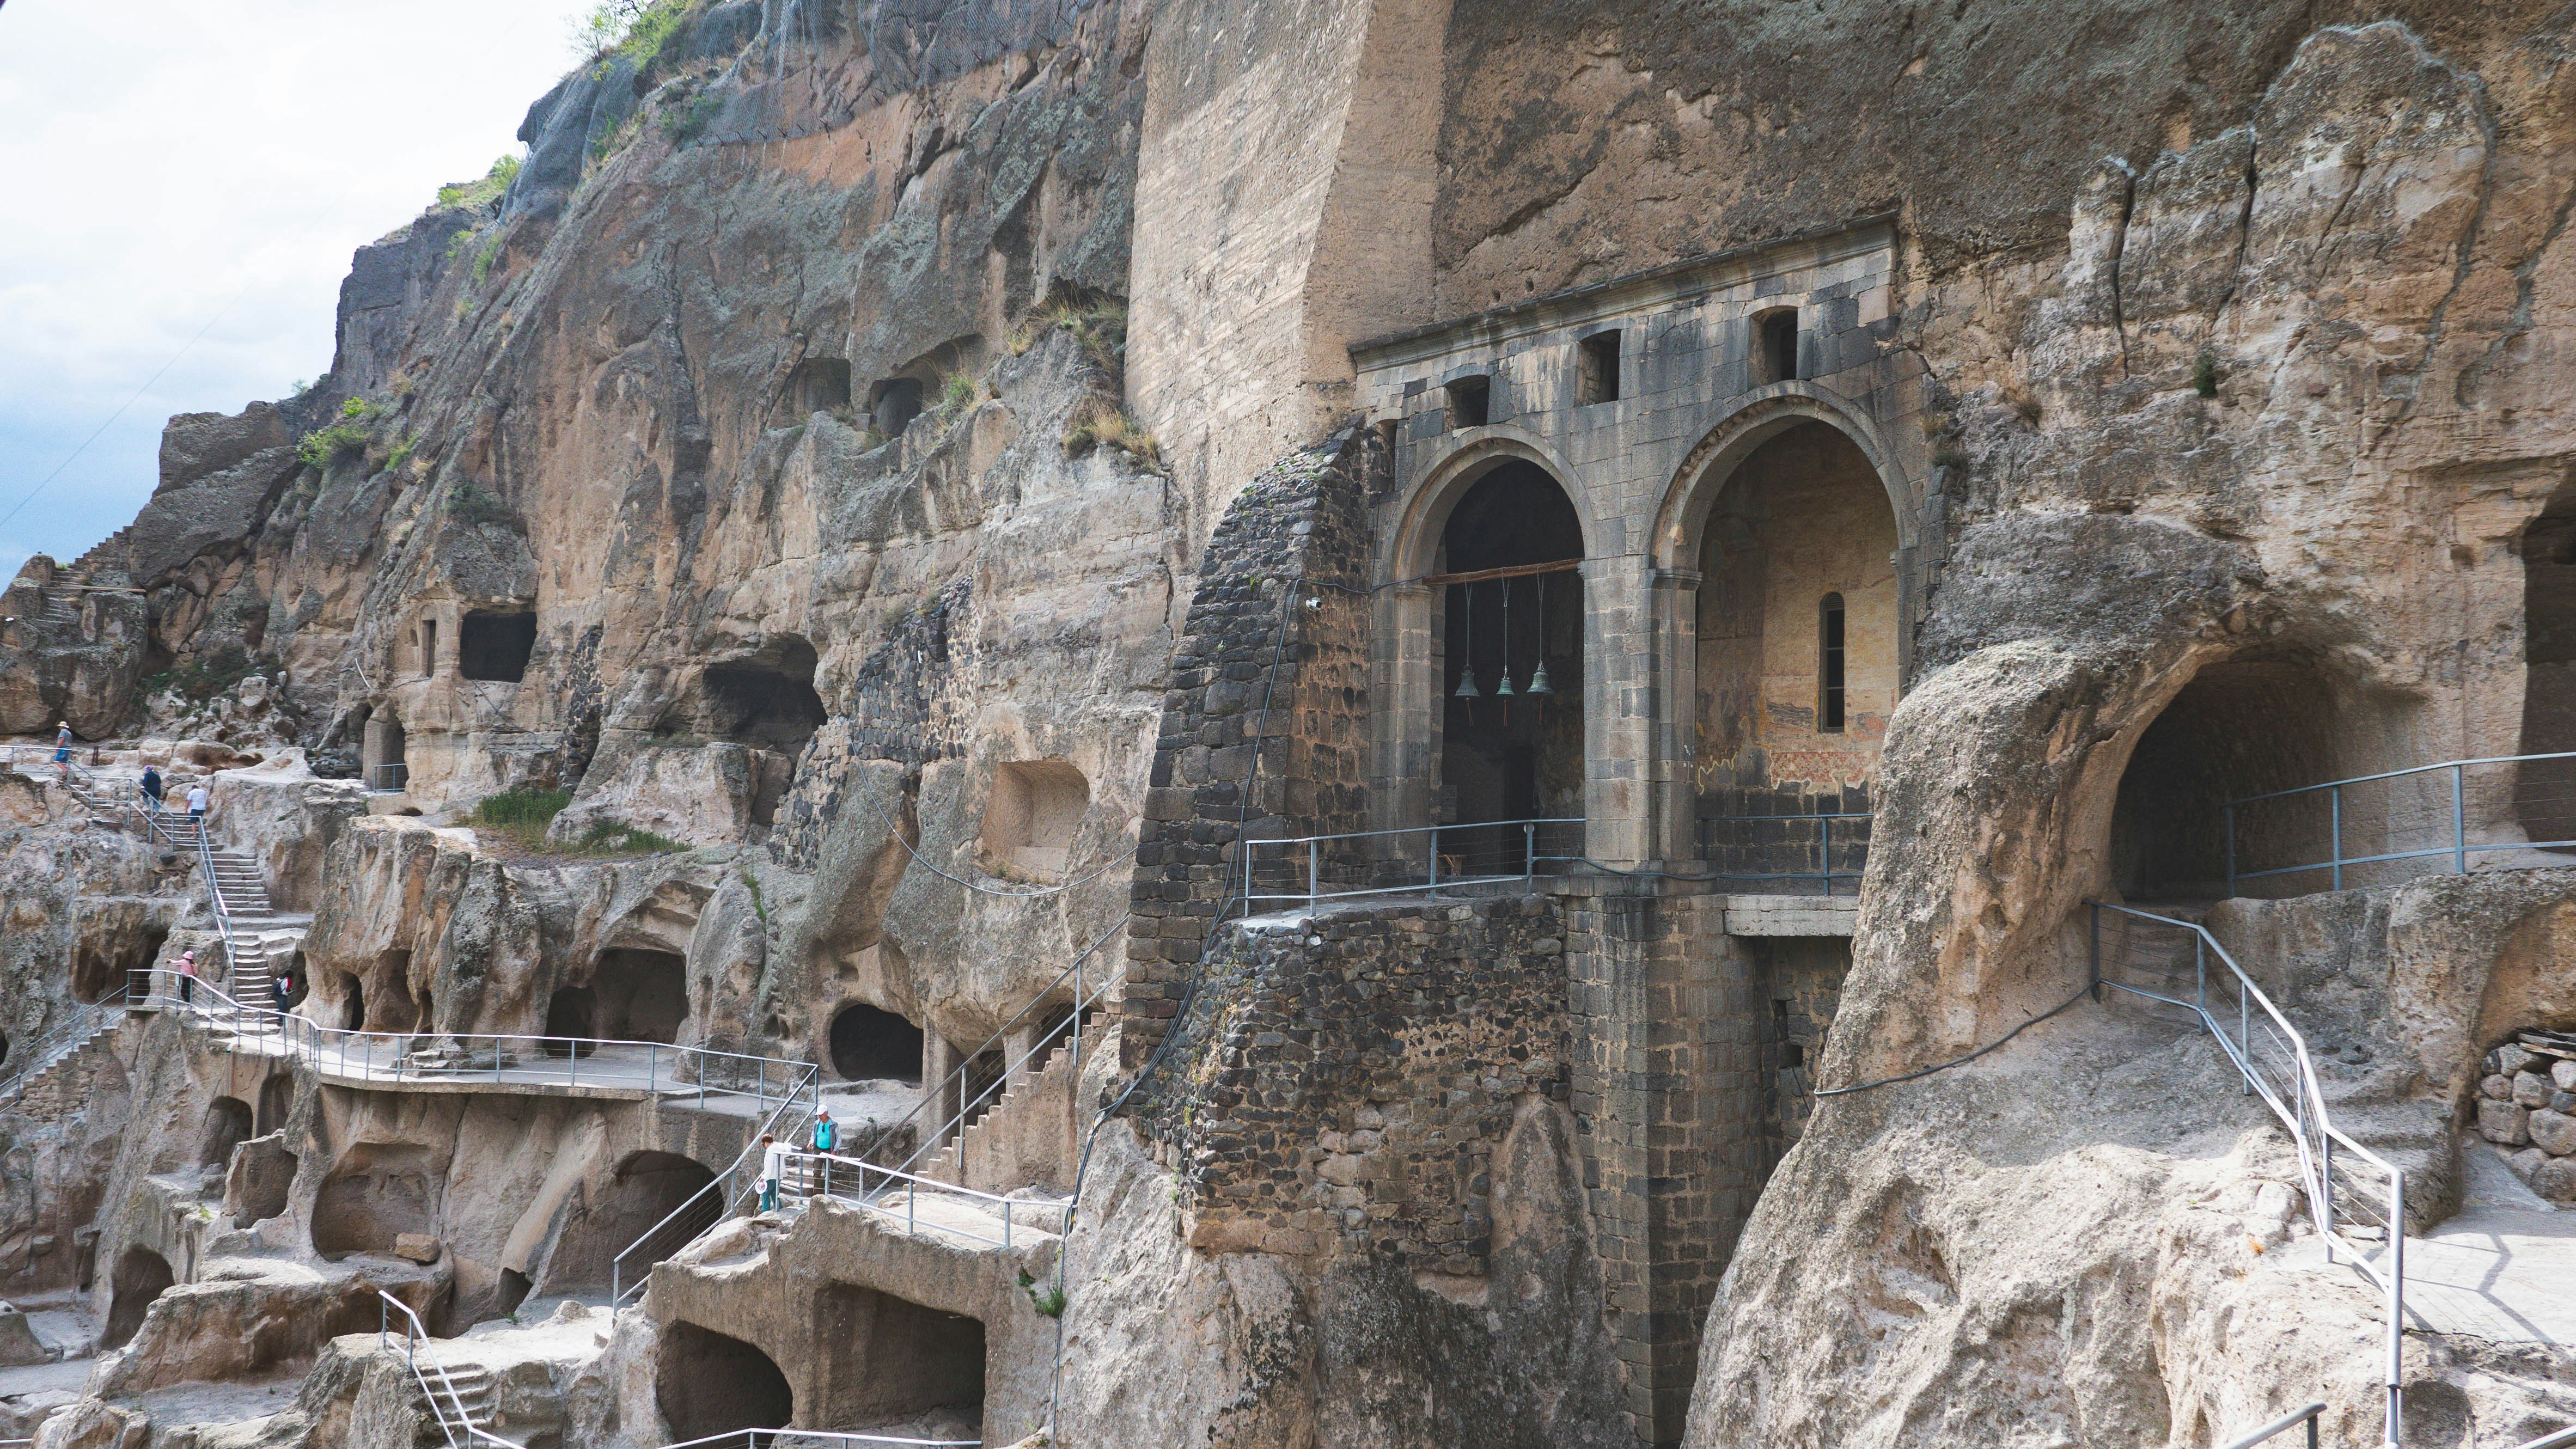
[468,788,688,857]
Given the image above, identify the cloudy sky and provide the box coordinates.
[0,0,602,571]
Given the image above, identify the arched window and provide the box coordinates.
[1818,594,1846,732]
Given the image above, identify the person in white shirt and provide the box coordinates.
[186,782,210,820]
[759,1133,789,1212]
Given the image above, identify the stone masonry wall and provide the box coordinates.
[1118,425,1381,1060]
[1143,894,1571,1272]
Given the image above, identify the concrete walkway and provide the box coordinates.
[2284,1140,2576,1345]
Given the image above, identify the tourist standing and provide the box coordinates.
[272,970,293,1016]
[759,1133,788,1212]
[174,949,199,1006]
[810,1110,838,1197]
[52,722,72,779]
[141,766,164,813]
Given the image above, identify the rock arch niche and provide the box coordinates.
[1432,460,1586,871]
[656,1322,793,1439]
[546,948,688,1055]
[311,1143,439,1260]
[2520,483,2576,852]
[1691,418,1900,890]
[2109,655,2420,900]
[816,1285,986,1433]
[101,1246,175,1349]
[828,1003,924,1084]
[545,1151,717,1288]
[197,1097,254,1170]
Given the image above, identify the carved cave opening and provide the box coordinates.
[829,1004,924,1084]
[459,610,537,683]
[1695,420,1899,889]
[257,1073,294,1135]
[101,1246,175,1349]
[657,1322,793,1440]
[1438,462,1585,870]
[700,636,826,757]
[72,921,167,1005]
[198,1096,254,1169]
[2111,658,2355,900]
[788,357,854,414]
[1754,937,1851,1173]
[550,1152,717,1287]
[311,1142,439,1260]
[817,1284,986,1431]
[2522,486,2576,852]
[980,760,1089,879]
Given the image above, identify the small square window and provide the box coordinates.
[1445,376,1491,430]
[1576,332,1620,405]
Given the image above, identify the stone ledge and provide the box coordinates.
[1719,894,1857,937]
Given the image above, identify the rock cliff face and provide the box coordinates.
[10,0,2576,1446]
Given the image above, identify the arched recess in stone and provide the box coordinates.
[1680,416,1903,889]
[656,1322,793,1439]
[816,1284,986,1429]
[1376,433,1596,860]
[2519,484,2576,853]
[101,1247,175,1349]
[828,1002,924,1084]
[311,1142,440,1260]
[544,1151,717,1289]
[198,1096,254,1169]
[255,1073,294,1135]
[2107,652,2420,900]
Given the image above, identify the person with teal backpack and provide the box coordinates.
[809,1110,837,1197]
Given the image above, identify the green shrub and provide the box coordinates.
[938,370,979,412]
[473,234,505,286]
[468,787,572,850]
[2193,349,2220,399]
[577,0,692,69]
[1009,298,1127,377]
[436,155,522,212]
[445,479,518,530]
[297,421,370,468]
[1063,406,1163,472]
[663,90,722,143]
[386,435,413,474]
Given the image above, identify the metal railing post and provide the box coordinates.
[2224,800,2238,896]
[2387,1173,2405,1448]
[1524,821,1536,885]
[2331,784,2344,892]
[1308,839,1318,908]
[2195,934,2206,1018]
[1426,826,1439,890]
[2452,763,2467,876]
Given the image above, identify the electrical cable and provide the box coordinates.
[1811,984,2093,1097]
[0,287,247,536]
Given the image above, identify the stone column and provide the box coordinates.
[1580,557,1656,868]
[1649,568,1704,865]
[1369,580,1439,837]
[925,1034,961,1147]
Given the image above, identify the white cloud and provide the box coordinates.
[0,0,603,569]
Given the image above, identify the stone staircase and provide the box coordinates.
[0,998,137,1110]
[412,1359,498,1445]
[146,812,310,1011]
[912,1017,1105,1195]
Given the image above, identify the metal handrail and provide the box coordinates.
[2089,903,2404,1446]
[2220,1402,2324,1449]
[0,981,133,1105]
[377,1290,526,1449]
[2507,1424,2576,1449]
[2225,749,2576,892]
[1704,808,1872,893]
[782,1148,1051,1250]
[1241,816,1585,906]
[143,967,811,1102]
[609,1074,820,1304]
[655,1430,979,1448]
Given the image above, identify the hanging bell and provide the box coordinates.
[1455,668,1481,699]
[1495,669,1515,698]
[1527,659,1554,696]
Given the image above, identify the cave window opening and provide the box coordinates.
[311,1143,438,1261]
[592,949,688,1043]
[1575,332,1620,405]
[980,761,1089,879]
[493,1269,534,1322]
[818,1285,986,1429]
[789,357,854,415]
[656,1322,793,1440]
[1755,308,1801,384]
[1818,594,1847,733]
[364,715,407,793]
[198,1096,254,1169]
[700,636,826,757]
[871,376,925,437]
[459,611,536,682]
[545,985,599,1057]
[2520,485,2576,851]
[1444,376,1490,430]
[0,1030,10,1071]
[829,1004,925,1084]
[1436,462,1586,868]
[342,975,365,1032]
[419,619,438,678]
[74,922,168,1004]
[547,1151,720,1289]
[101,1247,175,1350]
[2110,658,2359,900]
[256,1074,294,1136]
